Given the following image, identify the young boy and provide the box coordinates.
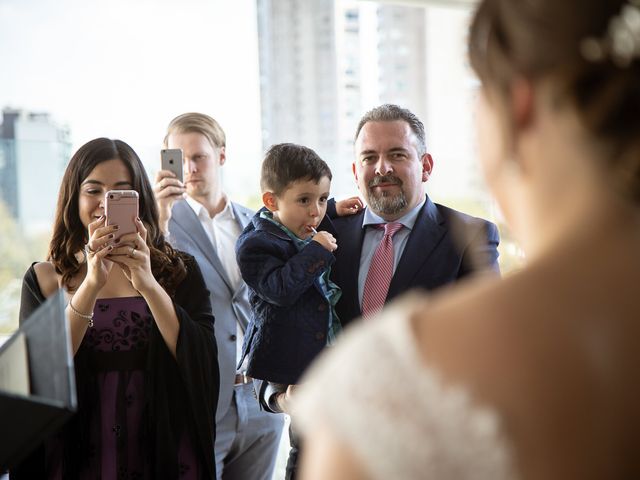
[235,143,359,477]
[236,142,360,384]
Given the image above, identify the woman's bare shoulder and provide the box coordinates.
[409,271,538,379]
[32,261,62,298]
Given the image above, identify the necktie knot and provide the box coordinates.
[378,222,403,237]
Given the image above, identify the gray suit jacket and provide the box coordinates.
[168,199,253,422]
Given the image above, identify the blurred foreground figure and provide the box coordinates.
[293,1,640,479]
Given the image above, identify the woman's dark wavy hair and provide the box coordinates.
[48,137,188,294]
[469,0,640,202]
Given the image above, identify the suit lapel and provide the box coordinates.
[231,202,253,230]
[387,196,445,298]
[335,212,366,318]
[172,200,234,292]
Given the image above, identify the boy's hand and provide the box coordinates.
[312,231,337,252]
[335,196,363,217]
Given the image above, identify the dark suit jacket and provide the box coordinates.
[331,195,500,326]
[256,195,500,414]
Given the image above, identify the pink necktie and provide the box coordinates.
[362,222,403,318]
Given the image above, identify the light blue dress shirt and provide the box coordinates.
[357,198,426,307]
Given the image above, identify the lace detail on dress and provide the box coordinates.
[293,293,519,480]
[83,297,153,352]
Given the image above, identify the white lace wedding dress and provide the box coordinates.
[293,296,519,479]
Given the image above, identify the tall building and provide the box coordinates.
[257,0,341,184]
[375,5,427,121]
[0,108,71,234]
[256,0,429,197]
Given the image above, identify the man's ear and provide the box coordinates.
[421,153,434,182]
[262,191,278,212]
[352,162,360,186]
[218,146,226,166]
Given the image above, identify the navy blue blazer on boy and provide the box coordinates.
[236,209,338,385]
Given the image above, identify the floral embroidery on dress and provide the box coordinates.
[84,300,152,352]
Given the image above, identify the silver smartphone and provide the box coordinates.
[161,148,183,182]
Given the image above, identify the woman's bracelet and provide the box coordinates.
[68,298,94,328]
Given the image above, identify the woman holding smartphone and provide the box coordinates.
[12,138,218,479]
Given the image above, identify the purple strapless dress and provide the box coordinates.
[47,296,200,479]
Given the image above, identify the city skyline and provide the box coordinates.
[0,0,521,339]
[257,0,484,202]
[0,0,265,202]
[1,0,488,217]
[0,109,71,234]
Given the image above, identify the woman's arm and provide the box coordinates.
[65,272,102,353]
[107,218,181,356]
[139,282,180,357]
[66,216,120,353]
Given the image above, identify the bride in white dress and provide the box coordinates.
[292,0,640,479]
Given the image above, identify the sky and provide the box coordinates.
[0,0,264,200]
[0,0,493,206]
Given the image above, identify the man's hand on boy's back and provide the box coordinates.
[335,196,363,216]
[312,231,338,252]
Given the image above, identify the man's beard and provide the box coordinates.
[366,175,407,215]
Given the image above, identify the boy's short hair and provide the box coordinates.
[261,143,332,196]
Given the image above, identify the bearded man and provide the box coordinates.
[331,103,501,325]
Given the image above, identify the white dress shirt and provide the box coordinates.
[358,198,425,307]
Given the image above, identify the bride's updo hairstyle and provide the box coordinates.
[469,0,640,202]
